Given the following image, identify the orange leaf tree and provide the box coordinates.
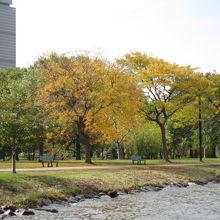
[35,53,141,163]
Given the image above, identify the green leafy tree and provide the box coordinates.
[0,68,40,173]
[119,52,195,161]
[131,119,161,159]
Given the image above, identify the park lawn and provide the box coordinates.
[0,160,86,169]
[1,158,220,169]
[1,162,220,208]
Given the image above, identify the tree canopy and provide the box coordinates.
[0,51,219,172]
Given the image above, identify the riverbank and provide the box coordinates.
[23,182,220,220]
[1,162,220,209]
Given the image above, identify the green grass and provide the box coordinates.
[1,158,220,169]
[1,161,220,208]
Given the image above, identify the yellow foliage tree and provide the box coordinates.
[35,53,141,163]
[119,52,196,161]
[94,99,137,159]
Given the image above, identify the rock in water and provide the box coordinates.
[3,210,16,216]
[68,197,78,204]
[48,209,58,213]
[21,210,35,216]
[40,198,52,206]
[35,208,58,213]
[108,191,118,198]
[98,192,106,196]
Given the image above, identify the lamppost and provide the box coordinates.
[198,92,203,162]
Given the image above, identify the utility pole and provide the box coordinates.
[198,94,203,162]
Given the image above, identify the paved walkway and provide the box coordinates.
[0,165,133,172]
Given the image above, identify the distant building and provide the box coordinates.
[0,0,16,68]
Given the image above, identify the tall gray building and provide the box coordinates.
[0,0,16,68]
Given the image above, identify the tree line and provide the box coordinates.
[0,52,219,172]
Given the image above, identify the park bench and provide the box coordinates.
[131,155,146,165]
[39,155,59,167]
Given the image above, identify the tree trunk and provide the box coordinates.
[96,151,100,158]
[85,145,92,163]
[194,150,198,158]
[75,133,81,160]
[211,146,217,158]
[101,147,104,160]
[38,143,44,161]
[12,148,16,174]
[116,141,120,160]
[27,149,31,160]
[77,118,92,163]
[159,124,170,162]
[32,146,36,160]
[210,138,217,158]
[111,148,117,159]
[83,133,92,164]
[2,148,5,161]
[16,149,19,161]
[215,146,219,157]
[120,146,125,159]
[172,146,175,159]
[189,145,193,158]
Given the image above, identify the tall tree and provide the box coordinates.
[205,73,220,157]
[171,72,216,160]
[0,68,38,173]
[119,52,195,161]
[35,53,141,163]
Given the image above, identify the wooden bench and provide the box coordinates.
[39,155,59,167]
[131,155,146,165]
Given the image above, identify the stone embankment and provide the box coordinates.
[2,179,220,219]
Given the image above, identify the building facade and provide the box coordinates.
[0,0,16,68]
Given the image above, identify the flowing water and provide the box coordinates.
[11,183,220,220]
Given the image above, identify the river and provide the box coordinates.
[11,182,220,220]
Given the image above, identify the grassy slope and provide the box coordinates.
[1,160,220,207]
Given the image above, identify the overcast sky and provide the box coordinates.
[14,0,220,72]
